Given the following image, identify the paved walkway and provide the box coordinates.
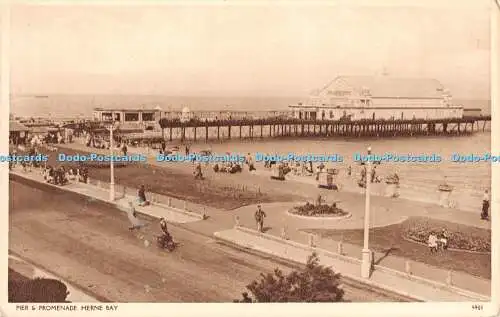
[10,167,202,224]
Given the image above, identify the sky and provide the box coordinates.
[9,1,492,99]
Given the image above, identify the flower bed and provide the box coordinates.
[402,217,490,252]
[290,202,348,217]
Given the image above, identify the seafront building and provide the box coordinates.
[289,76,464,121]
[92,107,162,130]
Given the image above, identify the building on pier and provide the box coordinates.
[92,107,162,131]
[289,76,464,121]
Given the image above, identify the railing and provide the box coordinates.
[231,225,490,301]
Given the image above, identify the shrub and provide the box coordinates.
[236,253,344,302]
[9,277,70,303]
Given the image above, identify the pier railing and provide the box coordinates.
[82,115,490,143]
[157,115,489,128]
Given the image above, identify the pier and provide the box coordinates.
[153,115,491,143]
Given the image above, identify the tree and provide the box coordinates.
[238,252,344,302]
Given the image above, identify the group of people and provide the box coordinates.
[41,165,89,185]
[359,165,382,185]
[213,162,242,174]
[42,166,69,185]
[427,229,449,253]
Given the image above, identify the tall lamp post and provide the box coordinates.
[361,146,373,278]
[106,120,119,202]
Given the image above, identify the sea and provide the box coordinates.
[10,94,492,212]
[10,94,491,118]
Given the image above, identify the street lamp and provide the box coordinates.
[361,146,373,278]
[106,120,119,202]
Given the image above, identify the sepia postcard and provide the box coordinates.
[1,0,499,316]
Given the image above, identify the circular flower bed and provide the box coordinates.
[290,202,348,217]
[402,217,490,253]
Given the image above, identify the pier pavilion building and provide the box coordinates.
[92,107,162,131]
[289,76,464,121]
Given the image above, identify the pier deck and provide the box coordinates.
[149,115,491,142]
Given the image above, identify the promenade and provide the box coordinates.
[59,140,485,213]
[9,161,491,302]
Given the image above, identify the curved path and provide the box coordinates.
[231,201,408,232]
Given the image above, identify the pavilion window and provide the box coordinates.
[329,111,334,119]
[102,112,113,121]
[142,112,155,121]
[125,113,139,122]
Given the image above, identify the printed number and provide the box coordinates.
[472,304,483,311]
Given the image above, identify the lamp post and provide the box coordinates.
[361,146,373,278]
[106,121,119,202]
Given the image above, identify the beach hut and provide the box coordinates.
[9,121,29,145]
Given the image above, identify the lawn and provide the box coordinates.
[305,217,491,279]
[27,145,296,210]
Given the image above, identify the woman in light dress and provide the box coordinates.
[124,201,144,231]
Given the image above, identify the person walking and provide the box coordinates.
[481,189,490,220]
[137,184,149,206]
[194,163,203,179]
[122,143,128,156]
[254,205,266,232]
[125,201,144,231]
[161,141,166,154]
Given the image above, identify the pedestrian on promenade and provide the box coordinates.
[122,143,128,156]
[347,165,352,176]
[246,153,256,172]
[161,141,166,154]
[481,189,490,220]
[194,163,203,180]
[138,185,150,206]
[125,201,144,231]
[438,229,448,250]
[371,166,376,183]
[255,205,266,232]
[428,232,438,253]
